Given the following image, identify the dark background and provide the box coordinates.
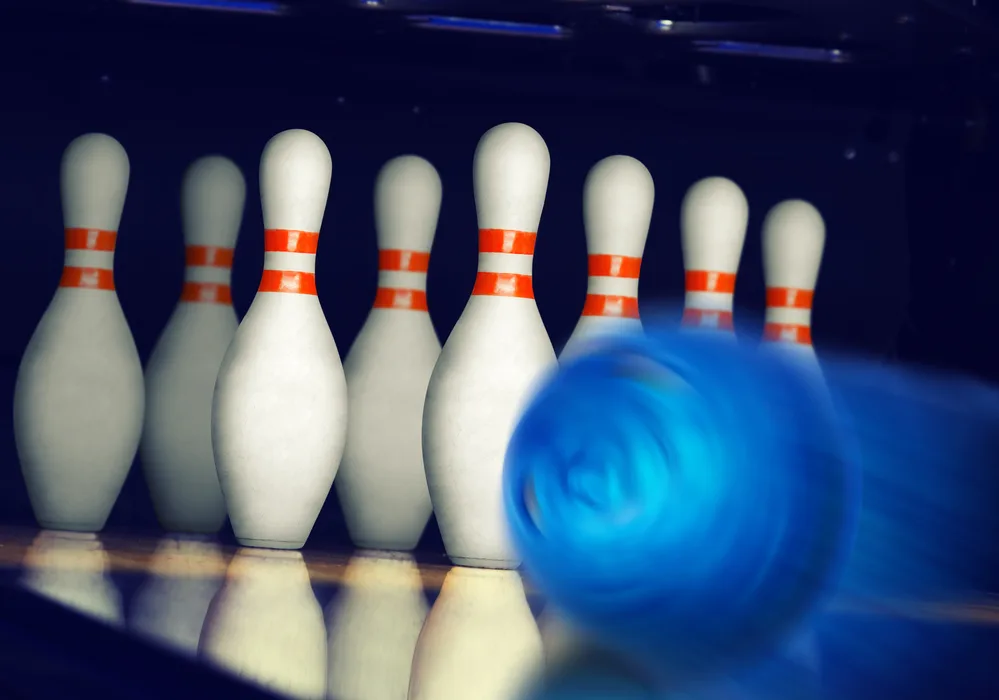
[0,0,994,566]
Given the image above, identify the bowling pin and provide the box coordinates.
[761,199,828,697]
[335,156,441,551]
[561,155,654,360]
[408,567,544,700]
[20,530,124,626]
[200,548,326,699]
[326,551,428,700]
[13,133,143,532]
[212,129,347,550]
[679,177,748,333]
[129,535,226,656]
[142,156,245,534]
[422,122,557,569]
[761,199,825,364]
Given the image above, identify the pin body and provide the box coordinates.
[142,156,245,533]
[562,155,653,359]
[422,123,557,568]
[14,133,143,532]
[762,199,825,365]
[408,567,544,700]
[212,129,347,550]
[336,156,441,551]
[679,177,748,334]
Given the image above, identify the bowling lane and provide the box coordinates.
[0,527,995,699]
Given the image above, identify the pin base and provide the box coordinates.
[36,521,105,533]
[235,538,306,550]
[448,555,520,570]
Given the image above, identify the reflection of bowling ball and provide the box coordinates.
[504,330,860,688]
[520,645,660,700]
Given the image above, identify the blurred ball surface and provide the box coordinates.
[504,329,860,686]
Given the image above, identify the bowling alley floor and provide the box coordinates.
[0,526,996,699]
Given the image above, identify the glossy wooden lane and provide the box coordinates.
[1,526,996,624]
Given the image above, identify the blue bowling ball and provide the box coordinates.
[504,330,860,687]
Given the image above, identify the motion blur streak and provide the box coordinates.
[824,359,999,600]
[506,315,999,696]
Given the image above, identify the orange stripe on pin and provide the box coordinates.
[186,246,235,268]
[379,250,430,272]
[478,229,537,255]
[582,294,639,318]
[60,266,115,290]
[181,282,232,304]
[588,255,641,279]
[766,287,814,310]
[764,323,812,345]
[264,229,320,254]
[373,288,428,311]
[65,228,116,251]
[685,270,736,294]
[472,271,534,299]
[258,270,317,295]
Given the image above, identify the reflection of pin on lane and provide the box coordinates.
[212,129,347,550]
[20,530,124,626]
[326,550,428,700]
[142,156,245,535]
[129,536,226,656]
[14,133,143,532]
[679,177,748,334]
[336,156,442,552]
[200,548,326,699]
[422,122,557,568]
[561,155,654,360]
[409,567,544,700]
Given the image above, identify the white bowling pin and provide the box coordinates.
[212,129,348,550]
[13,133,143,532]
[761,199,825,363]
[335,156,441,551]
[200,548,327,699]
[408,567,544,700]
[679,177,748,334]
[142,156,245,534]
[422,122,557,568]
[20,530,124,626]
[761,200,828,698]
[129,535,226,656]
[326,551,429,700]
[561,155,654,359]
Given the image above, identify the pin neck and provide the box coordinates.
[585,253,641,298]
[180,245,235,304]
[258,229,319,295]
[763,286,815,347]
[373,248,430,311]
[681,269,737,331]
[60,227,117,291]
[472,228,537,299]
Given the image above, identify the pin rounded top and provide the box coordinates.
[680,176,748,274]
[584,155,654,258]
[473,122,550,234]
[762,199,825,291]
[374,155,441,253]
[182,155,246,249]
[259,129,332,234]
[61,133,130,232]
